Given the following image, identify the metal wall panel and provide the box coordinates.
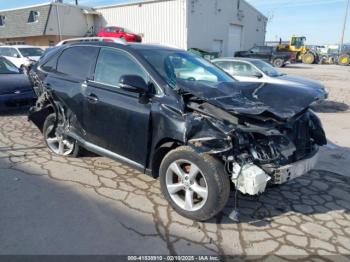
[96,0,187,49]
[187,0,267,56]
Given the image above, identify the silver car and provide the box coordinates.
[212,57,329,97]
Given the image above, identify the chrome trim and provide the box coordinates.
[68,132,144,170]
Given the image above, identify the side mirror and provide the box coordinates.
[15,54,21,58]
[119,75,148,93]
[254,72,263,78]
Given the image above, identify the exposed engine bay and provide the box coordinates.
[180,80,327,196]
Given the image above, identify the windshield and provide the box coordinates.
[18,47,44,57]
[0,58,20,74]
[139,49,235,87]
[251,60,284,77]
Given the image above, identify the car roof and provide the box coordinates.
[67,41,183,52]
[56,37,127,46]
[0,45,41,48]
[128,43,182,51]
[212,57,261,63]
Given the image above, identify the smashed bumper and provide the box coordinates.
[263,149,319,184]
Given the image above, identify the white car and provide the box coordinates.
[212,57,328,98]
[0,45,44,70]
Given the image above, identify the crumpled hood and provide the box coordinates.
[177,80,326,119]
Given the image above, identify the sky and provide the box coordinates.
[0,0,349,45]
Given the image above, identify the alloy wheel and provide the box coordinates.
[165,160,208,212]
[44,124,74,156]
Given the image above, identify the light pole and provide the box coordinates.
[340,0,349,53]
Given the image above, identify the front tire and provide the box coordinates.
[43,114,81,157]
[159,146,230,221]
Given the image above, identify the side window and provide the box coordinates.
[250,47,260,53]
[94,48,147,87]
[28,10,40,23]
[0,48,19,57]
[261,47,271,54]
[0,15,6,27]
[215,61,234,75]
[232,62,259,77]
[41,53,59,72]
[56,46,99,80]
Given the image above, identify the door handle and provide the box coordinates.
[86,93,99,103]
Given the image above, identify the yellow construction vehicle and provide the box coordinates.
[277,36,318,64]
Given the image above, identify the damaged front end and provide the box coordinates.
[181,81,327,196]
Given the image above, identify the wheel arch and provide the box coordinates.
[28,103,55,132]
[150,138,184,178]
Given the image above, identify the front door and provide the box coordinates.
[83,47,151,167]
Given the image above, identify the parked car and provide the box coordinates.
[0,57,36,111]
[234,46,292,67]
[28,42,327,221]
[212,57,328,98]
[0,45,44,71]
[97,26,142,42]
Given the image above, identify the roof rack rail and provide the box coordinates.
[56,37,127,46]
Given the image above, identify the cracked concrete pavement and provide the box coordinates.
[0,64,350,258]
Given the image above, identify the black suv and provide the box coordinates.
[234,46,292,67]
[29,42,327,221]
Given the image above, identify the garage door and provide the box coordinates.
[227,24,242,56]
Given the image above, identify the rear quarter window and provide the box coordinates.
[56,46,99,80]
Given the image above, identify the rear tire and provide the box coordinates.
[159,146,230,221]
[273,58,284,68]
[43,114,82,157]
[338,54,350,66]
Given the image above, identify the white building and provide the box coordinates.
[95,0,267,56]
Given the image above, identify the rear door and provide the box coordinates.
[43,46,99,138]
[83,47,152,167]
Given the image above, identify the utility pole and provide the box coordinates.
[340,0,349,53]
[75,0,78,5]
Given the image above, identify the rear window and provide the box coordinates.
[56,46,99,80]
